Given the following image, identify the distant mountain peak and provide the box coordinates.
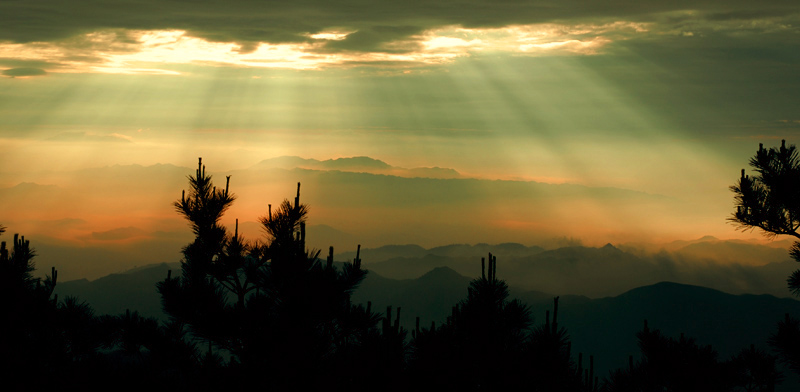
[418,266,464,280]
[622,281,720,298]
[15,181,44,187]
[4,182,58,191]
[601,243,620,252]
[325,156,391,168]
[254,156,315,167]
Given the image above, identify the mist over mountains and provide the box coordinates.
[0,156,758,281]
[55,240,798,318]
[341,240,795,298]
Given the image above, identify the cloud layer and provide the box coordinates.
[2,67,47,77]
[2,1,798,72]
[2,1,797,46]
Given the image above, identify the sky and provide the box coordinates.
[1,1,799,279]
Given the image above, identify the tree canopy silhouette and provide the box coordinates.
[731,140,800,380]
[157,158,391,389]
[602,321,780,392]
[410,254,583,391]
[730,140,800,295]
[0,229,63,388]
[1,225,203,390]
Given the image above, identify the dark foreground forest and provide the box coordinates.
[4,153,800,391]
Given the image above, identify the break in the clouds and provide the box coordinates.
[1,0,798,72]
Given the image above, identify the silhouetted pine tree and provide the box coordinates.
[0,230,63,389]
[602,320,781,392]
[731,140,800,377]
[81,309,201,391]
[527,296,586,391]
[770,313,800,377]
[157,158,388,389]
[1,226,198,390]
[730,344,782,392]
[410,254,582,391]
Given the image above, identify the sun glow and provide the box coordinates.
[307,31,354,41]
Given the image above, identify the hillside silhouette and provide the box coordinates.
[55,258,800,389]
[357,242,796,298]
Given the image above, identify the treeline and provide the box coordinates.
[0,159,792,391]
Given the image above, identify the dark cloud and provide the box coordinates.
[1,0,798,53]
[577,30,800,136]
[0,56,101,73]
[2,67,47,77]
[0,59,58,69]
[323,25,425,52]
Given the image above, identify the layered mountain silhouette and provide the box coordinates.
[55,258,800,389]
[339,242,545,264]
[56,262,178,318]
[54,239,797,304]
[345,242,795,298]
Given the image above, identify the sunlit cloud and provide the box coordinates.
[24,12,794,75]
[0,21,649,74]
[422,36,482,51]
[307,31,354,41]
[427,22,648,55]
[88,67,181,75]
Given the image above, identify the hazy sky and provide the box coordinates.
[1,1,799,279]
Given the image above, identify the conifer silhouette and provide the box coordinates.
[528,296,586,391]
[410,253,582,391]
[0,227,192,390]
[730,344,782,392]
[770,313,800,377]
[157,159,387,388]
[602,320,780,392]
[730,140,800,296]
[0,229,64,389]
[731,141,800,378]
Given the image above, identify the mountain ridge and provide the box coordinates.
[54,260,800,389]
